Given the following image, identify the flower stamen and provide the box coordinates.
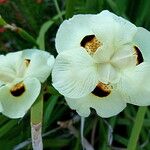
[10,82,25,97]
[24,59,30,67]
[92,82,112,97]
[81,35,101,54]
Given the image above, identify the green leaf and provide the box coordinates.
[36,12,65,50]
[127,106,147,150]
[43,95,59,129]
[0,120,18,138]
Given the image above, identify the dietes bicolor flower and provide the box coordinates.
[0,49,54,118]
[52,10,150,117]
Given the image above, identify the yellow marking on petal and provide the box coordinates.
[81,35,102,54]
[92,82,112,97]
[133,46,144,65]
[24,59,30,67]
[10,82,25,97]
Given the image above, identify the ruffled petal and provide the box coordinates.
[119,62,150,105]
[93,45,115,63]
[55,14,94,53]
[65,89,126,118]
[98,63,119,84]
[0,51,23,71]
[91,11,118,46]
[0,52,22,83]
[0,78,41,118]
[133,27,150,61]
[52,48,99,98]
[91,10,137,46]
[22,49,55,83]
[111,45,137,69]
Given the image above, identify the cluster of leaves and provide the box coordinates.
[0,0,150,150]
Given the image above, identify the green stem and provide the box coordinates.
[127,106,147,150]
[0,15,7,26]
[53,0,63,22]
[0,15,37,47]
[31,92,43,150]
[31,92,43,125]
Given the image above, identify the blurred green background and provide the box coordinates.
[0,0,150,150]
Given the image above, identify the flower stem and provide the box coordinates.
[0,15,37,46]
[31,92,43,150]
[127,106,147,150]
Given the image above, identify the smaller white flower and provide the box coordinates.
[52,10,150,118]
[0,49,54,118]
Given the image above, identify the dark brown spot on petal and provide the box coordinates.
[134,46,144,65]
[81,35,101,54]
[10,82,25,97]
[24,59,30,67]
[92,82,112,97]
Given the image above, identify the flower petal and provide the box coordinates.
[55,14,94,53]
[52,48,99,98]
[133,27,150,61]
[0,53,23,83]
[0,51,23,71]
[65,90,126,118]
[98,63,119,84]
[104,10,137,45]
[93,45,115,63]
[119,62,150,105]
[91,10,137,46]
[0,78,41,118]
[111,45,137,69]
[22,49,55,83]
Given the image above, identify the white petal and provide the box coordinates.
[0,51,23,71]
[98,63,119,84]
[92,10,137,46]
[65,89,126,118]
[119,62,150,105]
[0,52,22,82]
[93,45,115,63]
[52,48,99,98]
[22,49,55,83]
[107,10,137,45]
[111,45,137,69]
[55,14,94,53]
[133,27,150,61]
[91,12,118,45]
[0,67,16,83]
[0,78,41,118]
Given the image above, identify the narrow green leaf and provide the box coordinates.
[127,106,147,150]
[0,120,18,138]
[17,27,38,47]
[65,0,76,19]
[36,11,65,50]
[0,15,7,26]
[43,95,59,129]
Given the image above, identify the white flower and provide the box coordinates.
[0,49,54,118]
[52,10,150,118]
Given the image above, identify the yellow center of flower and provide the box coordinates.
[81,35,101,54]
[133,46,144,65]
[92,82,112,97]
[24,59,31,67]
[10,82,25,97]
